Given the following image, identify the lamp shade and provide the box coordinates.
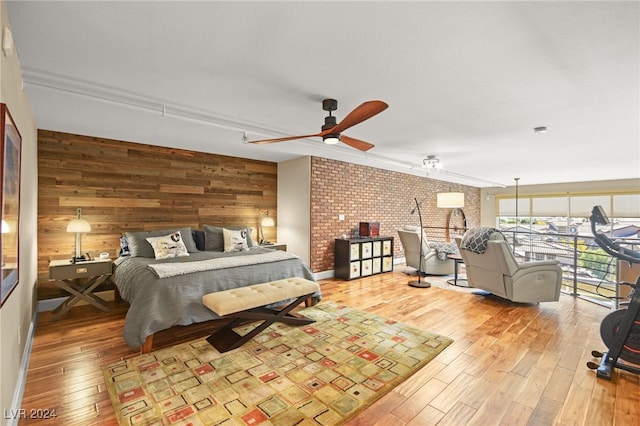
[1,220,9,233]
[437,192,465,208]
[261,216,275,227]
[67,219,91,233]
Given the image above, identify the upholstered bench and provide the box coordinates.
[202,277,320,352]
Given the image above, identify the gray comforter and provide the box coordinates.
[113,247,318,347]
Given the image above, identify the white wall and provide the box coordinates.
[480,178,640,226]
[277,157,311,265]
[0,1,38,423]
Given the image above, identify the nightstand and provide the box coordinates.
[260,243,287,251]
[48,258,113,321]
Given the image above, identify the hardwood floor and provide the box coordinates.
[17,271,640,425]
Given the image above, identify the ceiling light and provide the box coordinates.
[422,155,442,169]
[323,134,340,145]
[533,126,548,133]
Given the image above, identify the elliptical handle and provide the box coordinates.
[590,205,640,265]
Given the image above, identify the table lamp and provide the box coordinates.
[260,210,275,244]
[67,208,91,262]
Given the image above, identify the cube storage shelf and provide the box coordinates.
[335,237,394,280]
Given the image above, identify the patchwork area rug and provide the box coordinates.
[103,302,453,425]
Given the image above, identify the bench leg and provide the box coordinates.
[206,293,315,353]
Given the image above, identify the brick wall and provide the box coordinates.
[309,157,480,272]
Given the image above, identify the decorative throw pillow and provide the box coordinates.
[204,225,255,251]
[146,231,190,260]
[223,228,250,252]
[124,227,199,257]
[119,235,131,256]
[192,229,206,251]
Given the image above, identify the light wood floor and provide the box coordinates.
[18,271,640,425]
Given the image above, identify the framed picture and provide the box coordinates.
[372,257,381,274]
[372,240,381,257]
[350,243,360,261]
[361,259,372,276]
[382,239,392,256]
[1,104,21,307]
[361,242,372,259]
[382,256,393,272]
[350,261,360,279]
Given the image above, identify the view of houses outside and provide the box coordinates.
[495,193,640,308]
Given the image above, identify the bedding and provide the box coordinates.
[114,247,319,348]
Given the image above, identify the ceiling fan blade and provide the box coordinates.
[340,135,375,152]
[248,133,321,144]
[330,100,388,134]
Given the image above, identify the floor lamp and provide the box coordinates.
[408,197,431,288]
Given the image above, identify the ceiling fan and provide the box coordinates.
[248,98,388,152]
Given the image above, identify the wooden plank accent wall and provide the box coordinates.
[309,157,481,272]
[37,130,277,299]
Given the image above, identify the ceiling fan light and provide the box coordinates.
[323,135,340,145]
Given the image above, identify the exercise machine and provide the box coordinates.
[586,205,640,380]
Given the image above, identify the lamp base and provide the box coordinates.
[71,254,91,263]
[408,280,431,288]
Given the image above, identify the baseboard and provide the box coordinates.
[315,270,334,280]
[7,309,38,426]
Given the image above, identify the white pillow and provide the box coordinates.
[146,231,190,260]
[223,228,250,252]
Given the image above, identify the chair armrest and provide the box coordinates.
[518,260,560,270]
[512,261,562,284]
[422,249,437,259]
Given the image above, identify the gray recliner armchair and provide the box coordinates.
[398,225,455,275]
[456,228,562,303]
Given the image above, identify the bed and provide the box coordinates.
[113,226,319,350]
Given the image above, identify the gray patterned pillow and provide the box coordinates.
[460,227,504,254]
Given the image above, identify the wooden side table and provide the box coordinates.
[48,258,113,321]
[260,243,287,251]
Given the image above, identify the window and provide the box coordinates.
[496,191,639,307]
[497,192,640,237]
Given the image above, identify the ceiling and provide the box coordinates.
[5,1,639,188]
